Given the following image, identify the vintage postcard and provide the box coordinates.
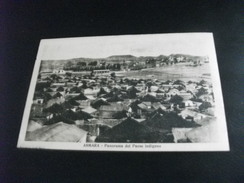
[17,33,229,151]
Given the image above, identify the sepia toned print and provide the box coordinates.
[17,33,229,151]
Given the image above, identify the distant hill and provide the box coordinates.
[40,57,98,71]
[156,55,168,60]
[40,54,206,71]
[107,55,137,60]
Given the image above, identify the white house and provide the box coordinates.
[150,85,159,92]
[176,56,184,62]
[84,88,100,96]
[183,100,194,107]
[179,91,193,100]
[53,69,66,74]
[179,109,207,121]
[82,106,97,116]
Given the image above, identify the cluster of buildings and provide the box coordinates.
[26,64,215,143]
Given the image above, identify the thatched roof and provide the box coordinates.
[141,94,159,102]
[97,87,108,96]
[73,93,87,100]
[99,103,125,112]
[26,122,87,142]
[143,112,201,130]
[95,117,152,143]
[53,92,63,98]
[27,120,43,132]
[91,99,110,109]
[82,106,97,114]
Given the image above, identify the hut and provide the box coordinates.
[25,122,87,143]
[95,117,152,143]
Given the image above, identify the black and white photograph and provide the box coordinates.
[3,1,243,182]
[17,33,229,151]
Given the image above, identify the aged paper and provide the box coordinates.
[17,33,229,151]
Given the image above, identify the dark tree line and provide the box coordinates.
[63,62,121,71]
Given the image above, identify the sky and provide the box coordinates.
[37,33,215,60]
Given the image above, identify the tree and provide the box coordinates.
[64,61,73,69]
[68,99,80,106]
[115,63,121,70]
[88,61,97,66]
[110,72,116,78]
[196,87,208,97]
[62,109,78,120]
[127,86,139,99]
[173,80,184,85]
[93,61,98,66]
[65,72,72,77]
[36,83,50,93]
[112,110,128,119]
[77,61,87,67]
[81,80,87,89]
[169,95,183,104]
[129,100,141,113]
[62,101,74,110]
[199,102,212,112]
[120,79,124,84]
[43,92,52,102]
[50,74,58,80]
[44,103,64,115]
[76,111,93,120]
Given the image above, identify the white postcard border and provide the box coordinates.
[17,33,229,151]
